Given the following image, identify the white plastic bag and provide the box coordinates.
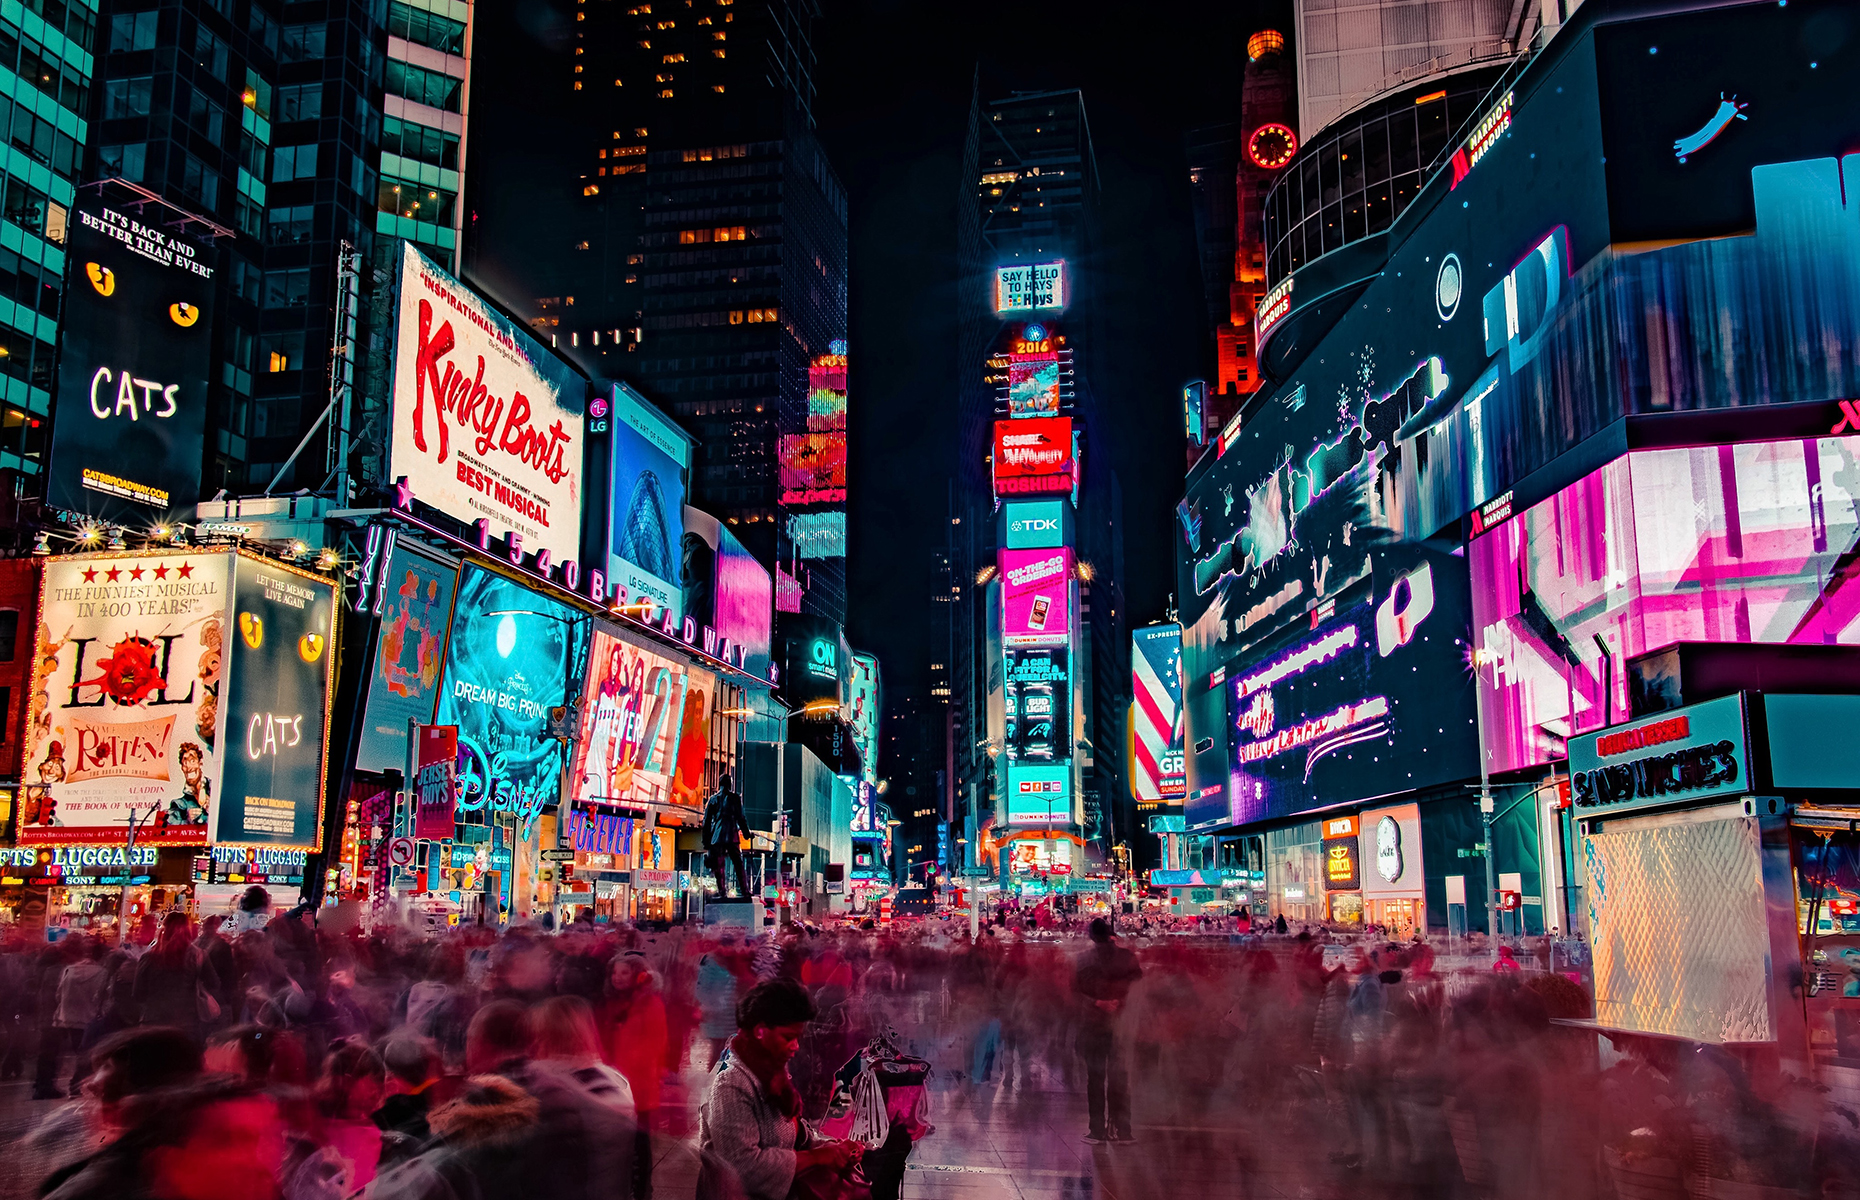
[848,1065,890,1148]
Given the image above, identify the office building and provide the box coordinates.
[954,83,1126,886]
[0,0,95,482]
[72,0,471,502]
[465,0,849,622]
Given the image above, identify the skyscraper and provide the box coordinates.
[0,0,96,484]
[954,84,1125,877]
[75,0,471,502]
[465,0,849,622]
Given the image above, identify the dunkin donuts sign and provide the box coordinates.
[389,244,585,566]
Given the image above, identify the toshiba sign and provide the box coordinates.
[992,416,1076,497]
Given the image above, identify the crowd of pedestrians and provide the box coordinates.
[0,897,1852,1200]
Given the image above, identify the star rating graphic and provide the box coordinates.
[81,559,196,584]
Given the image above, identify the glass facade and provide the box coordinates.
[1261,70,1500,285]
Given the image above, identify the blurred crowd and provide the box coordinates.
[0,900,1853,1200]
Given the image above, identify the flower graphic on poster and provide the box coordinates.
[82,636,168,705]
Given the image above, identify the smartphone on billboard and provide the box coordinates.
[1028,594,1051,630]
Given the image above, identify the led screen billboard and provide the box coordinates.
[1000,547,1072,646]
[781,613,848,710]
[213,557,337,848]
[848,652,880,786]
[808,353,847,431]
[995,261,1065,312]
[568,622,715,812]
[1005,648,1069,763]
[790,512,846,559]
[48,202,216,521]
[778,433,847,505]
[681,506,774,682]
[1182,15,1860,696]
[22,552,234,845]
[993,417,1075,498]
[1006,762,1071,825]
[1131,624,1185,801]
[1472,436,1860,775]
[1187,546,1476,830]
[388,243,585,566]
[609,383,692,625]
[1003,500,1067,549]
[1008,357,1060,418]
[354,538,456,773]
[434,564,589,838]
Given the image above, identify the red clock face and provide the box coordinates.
[1248,123,1298,170]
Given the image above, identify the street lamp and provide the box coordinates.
[118,803,161,947]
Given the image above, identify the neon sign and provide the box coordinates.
[1255,275,1294,339]
[1236,625,1358,698]
[1450,91,1512,188]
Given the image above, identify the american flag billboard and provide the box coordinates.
[1131,624,1186,801]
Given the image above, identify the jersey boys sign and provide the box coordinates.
[389,244,585,567]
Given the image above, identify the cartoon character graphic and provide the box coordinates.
[380,570,444,698]
[195,619,223,750]
[163,742,210,827]
[29,622,71,743]
[21,741,65,826]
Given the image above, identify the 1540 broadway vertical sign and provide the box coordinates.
[48,205,216,520]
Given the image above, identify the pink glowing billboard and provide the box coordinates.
[1000,547,1072,646]
[1470,436,1860,775]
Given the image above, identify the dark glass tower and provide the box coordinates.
[465,0,849,622]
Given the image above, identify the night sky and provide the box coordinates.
[818,0,1283,698]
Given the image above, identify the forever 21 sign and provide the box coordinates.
[1565,693,1749,817]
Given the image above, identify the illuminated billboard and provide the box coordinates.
[1008,358,1060,418]
[1006,763,1071,825]
[21,551,334,849]
[993,417,1075,498]
[568,622,716,812]
[388,244,585,566]
[48,202,216,521]
[1000,547,1072,646]
[1472,436,1860,775]
[790,511,847,559]
[778,432,847,505]
[782,613,848,710]
[609,384,693,625]
[849,652,880,786]
[995,261,1066,312]
[1188,546,1475,830]
[808,352,847,431]
[681,506,774,682]
[1005,648,1068,763]
[1131,624,1185,801]
[1003,499,1067,549]
[214,557,338,849]
[354,538,456,773]
[23,552,233,846]
[434,565,589,838]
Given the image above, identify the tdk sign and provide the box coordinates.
[1004,499,1069,549]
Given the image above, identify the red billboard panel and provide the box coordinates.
[993,417,1075,497]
